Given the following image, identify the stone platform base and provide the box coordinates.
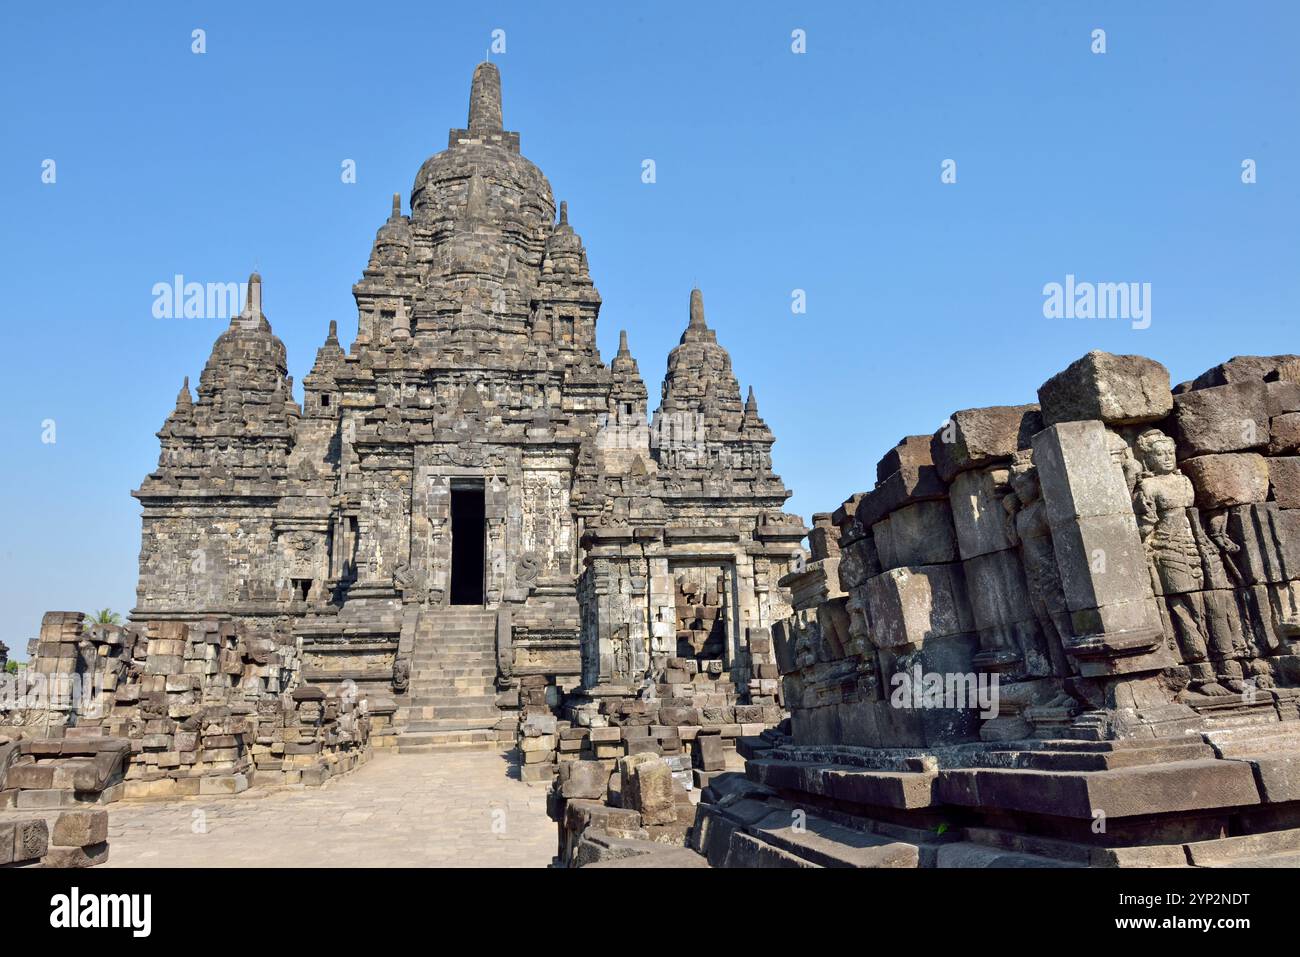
[687,728,1300,867]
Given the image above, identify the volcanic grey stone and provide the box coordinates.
[931,405,1042,483]
[1173,379,1270,456]
[1180,453,1270,509]
[1038,351,1172,426]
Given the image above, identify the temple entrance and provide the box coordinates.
[450,484,486,605]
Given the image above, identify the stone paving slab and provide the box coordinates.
[102,751,556,868]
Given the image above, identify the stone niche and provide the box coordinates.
[671,563,730,663]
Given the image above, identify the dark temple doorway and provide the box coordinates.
[450,485,486,605]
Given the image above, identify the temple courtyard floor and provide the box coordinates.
[102,750,557,868]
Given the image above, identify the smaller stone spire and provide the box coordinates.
[742,385,772,437]
[327,319,339,344]
[617,329,631,358]
[391,193,401,218]
[468,61,503,132]
[176,376,193,409]
[559,200,569,226]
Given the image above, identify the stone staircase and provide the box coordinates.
[396,607,507,754]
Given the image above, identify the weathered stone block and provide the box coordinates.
[1033,420,1133,523]
[560,760,609,800]
[13,818,49,863]
[1181,453,1270,509]
[931,404,1042,483]
[40,842,110,868]
[876,434,935,485]
[948,467,1015,560]
[864,564,972,648]
[1268,456,1300,508]
[1173,379,1269,456]
[1269,412,1300,455]
[1191,354,1300,390]
[1038,351,1172,426]
[52,810,109,847]
[872,500,957,568]
[630,760,677,826]
[695,732,725,771]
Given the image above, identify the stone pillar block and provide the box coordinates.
[864,563,972,649]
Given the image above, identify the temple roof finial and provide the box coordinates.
[617,329,630,357]
[468,61,503,132]
[237,271,264,326]
[177,376,192,408]
[391,193,401,218]
[327,320,338,342]
[559,200,568,226]
[746,386,757,411]
[689,287,707,329]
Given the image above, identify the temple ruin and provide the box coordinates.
[5,62,1300,871]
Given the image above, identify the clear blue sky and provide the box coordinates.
[1,2,1296,657]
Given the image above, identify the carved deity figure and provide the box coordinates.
[610,625,632,680]
[1003,463,1077,708]
[1005,465,1072,664]
[1132,429,1230,696]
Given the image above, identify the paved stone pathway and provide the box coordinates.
[103,751,556,868]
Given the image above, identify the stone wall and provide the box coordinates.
[0,612,372,803]
[731,351,1300,867]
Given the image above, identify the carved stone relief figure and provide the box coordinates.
[1133,429,1230,696]
[1005,461,1075,684]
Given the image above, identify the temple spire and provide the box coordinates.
[391,193,401,218]
[468,62,503,131]
[177,376,192,409]
[617,329,630,357]
[559,200,569,226]
[689,287,707,329]
[327,319,339,344]
[236,271,266,329]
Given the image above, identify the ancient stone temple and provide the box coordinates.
[127,62,803,758]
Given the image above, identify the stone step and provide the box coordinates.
[397,739,504,754]
[406,680,495,690]
[413,642,493,650]
[411,660,495,670]
[412,647,495,656]
[407,684,496,697]
[411,667,496,678]
[396,729,501,749]
[416,620,496,629]
[405,696,496,712]
[411,656,495,666]
[403,702,499,717]
[405,717,503,732]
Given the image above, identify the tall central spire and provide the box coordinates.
[468,62,503,131]
[447,62,519,152]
